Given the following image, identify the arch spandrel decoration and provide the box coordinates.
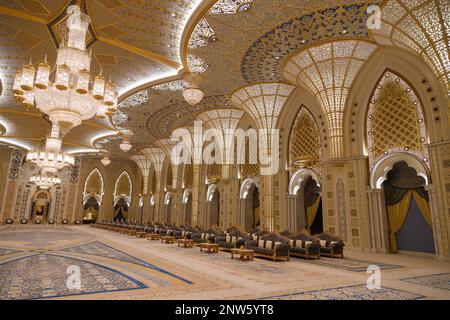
[289,107,321,172]
[83,168,104,204]
[366,71,429,168]
[114,171,133,205]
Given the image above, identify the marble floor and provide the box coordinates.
[0,225,449,300]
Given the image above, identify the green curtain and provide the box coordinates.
[306,196,321,230]
[386,190,412,252]
[412,190,432,227]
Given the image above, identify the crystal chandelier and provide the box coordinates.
[12,4,117,133]
[29,173,61,190]
[101,156,111,166]
[119,137,132,152]
[182,73,204,106]
[183,87,204,106]
[26,124,74,175]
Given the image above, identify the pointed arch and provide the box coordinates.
[83,168,104,204]
[114,171,133,205]
[366,70,429,168]
[288,106,321,172]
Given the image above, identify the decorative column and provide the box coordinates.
[131,155,152,223]
[365,187,390,253]
[141,148,166,223]
[197,109,244,179]
[1,151,24,221]
[156,139,181,223]
[282,40,378,159]
[285,193,306,232]
[231,82,295,231]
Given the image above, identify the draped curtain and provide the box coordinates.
[383,161,432,252]
[306,196,321,229]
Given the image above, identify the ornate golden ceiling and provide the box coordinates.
[1,0,447,160]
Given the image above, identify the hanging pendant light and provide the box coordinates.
[182,73,204,105]
[119,137,132,152]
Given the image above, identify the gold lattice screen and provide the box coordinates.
[241,134,260,178]
[84,169,103,195]
[367,72,428,167]
[207,163,222,182]
[289,107,320,171]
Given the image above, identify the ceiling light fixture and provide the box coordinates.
[101,156,111,166]
[119,137,132,152]
[29,173,61,190]
[12,4,118,134]
[182,73,204,106]
[26,124,74,174]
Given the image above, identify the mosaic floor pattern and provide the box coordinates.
[401,273,450,291]
[258,285,424,300]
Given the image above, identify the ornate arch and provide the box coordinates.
[370,152,430,189]
[206,184,218,202]
[164,191,172,205]
[182,188,192,203]
[114,171,132,205]
[288,106,321,172]
[288,168,321,195]
[366,70,429,168]
[239,177,260,199]
[83,168,104,204]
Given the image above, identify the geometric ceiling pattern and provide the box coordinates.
[282,40,378,158]
[241,2,375,83]
[371,0,450,97]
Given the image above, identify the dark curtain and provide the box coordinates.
[304,177,320,207]
[383,161,429,204]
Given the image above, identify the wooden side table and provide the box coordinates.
[178,239,194,248]
[161,236,175,244]
[147,233,160,241]
[200,243,219,253]
[136,231,147,238]
[230,248,254,261]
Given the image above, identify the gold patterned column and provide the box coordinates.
[142,148,166,223]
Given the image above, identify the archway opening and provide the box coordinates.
[83,196,99,224]
[182,189,192,226]
[239,179,260,231]
[113,198,128,221]
[163,192,172,225]
[31,190,51,223]
[383,161,434,254]
[206,184,220,228]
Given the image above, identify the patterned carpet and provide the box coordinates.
[401,273,450,291]
[300,256,402,272]
[0,226,191,299]
[258,285,424,300]
[0,253,146,300]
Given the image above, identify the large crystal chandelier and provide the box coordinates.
[29,173,61,190]
[26,124,75,175]
[12,4,117,133]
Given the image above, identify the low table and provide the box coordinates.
[147,233,160,241]
[178,239,194,248]
[127,230,136,236]
[136,231,147,238]
[199,242,219,253]
[161,236,175,244]
[230,248,254,261]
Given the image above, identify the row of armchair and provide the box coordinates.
[93,220,345,261]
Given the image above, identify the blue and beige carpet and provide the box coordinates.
[1,226,448,300]
[0,227,191,299]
